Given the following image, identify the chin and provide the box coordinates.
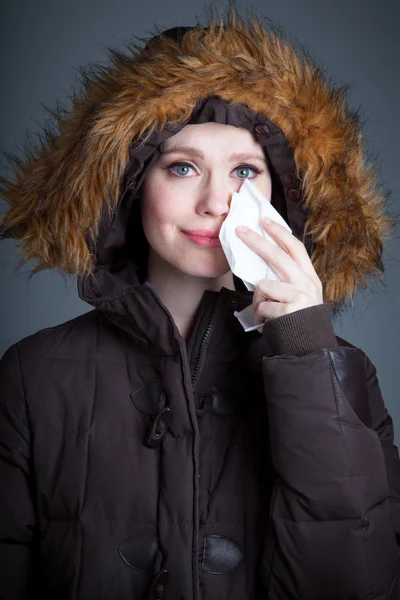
[174,254,230,280]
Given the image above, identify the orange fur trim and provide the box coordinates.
[0,6,394,306]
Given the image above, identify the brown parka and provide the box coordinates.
[1,8,400,600]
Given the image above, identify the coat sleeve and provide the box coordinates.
[0,343,36,598]
[259,306,400,599]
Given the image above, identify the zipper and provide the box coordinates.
[191,295,219,389]
[144,282,204,600]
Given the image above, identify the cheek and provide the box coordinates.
[141,180,181,236]
[144,197,163,227]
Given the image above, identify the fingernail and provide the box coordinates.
[237,225,249,233]
[263,217,273,225]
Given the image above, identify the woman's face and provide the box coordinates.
[140,122,272,281]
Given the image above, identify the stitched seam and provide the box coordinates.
[15,344,32,469]
[201,536,208,573]
[265,482,279,592]
[75,318,99,597]
[328,349,373,595]
[41,517,195,524]
[271,514,366,524]
[17,356,127,365]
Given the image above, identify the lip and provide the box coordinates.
[182,230,222,248]
[183,229,221,238]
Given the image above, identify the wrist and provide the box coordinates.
[262,303,339,356]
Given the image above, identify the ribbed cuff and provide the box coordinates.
[262,303,339,357]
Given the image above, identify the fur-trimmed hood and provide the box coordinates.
[0,7,394,310]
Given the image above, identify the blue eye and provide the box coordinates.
[165,162,195,177]
[163,162,262,179]
[236,166,255,179]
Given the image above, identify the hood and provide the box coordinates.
[0,7,394,313]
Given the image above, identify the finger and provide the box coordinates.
[261,219,318,281]
[253,279,296,305]
[255,300,290,323]
[236,226,305,284]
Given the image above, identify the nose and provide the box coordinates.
[195,174,242,217]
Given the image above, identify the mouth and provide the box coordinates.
[183,229,221,238]
[182,230,222,248]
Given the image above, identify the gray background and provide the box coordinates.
[1,1,399,438]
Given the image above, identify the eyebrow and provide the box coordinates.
[161,146,266,162]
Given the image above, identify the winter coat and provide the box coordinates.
[1,10,400,600]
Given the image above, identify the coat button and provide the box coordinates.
[254,124,271,136]
[287,188,300,201]
[228,297,239,308]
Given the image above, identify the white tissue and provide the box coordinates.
[218,179,292,333]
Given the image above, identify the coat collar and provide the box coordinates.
[78,268,253,356]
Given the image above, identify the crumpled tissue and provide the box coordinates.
[218,178,292,333]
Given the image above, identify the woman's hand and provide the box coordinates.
[236,218,323,323]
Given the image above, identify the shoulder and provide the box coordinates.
[0,309,131,413]
[2,309,127,372]
[334,335,358,350]
[11,309,101,362]
[334,335,376,373]
[5,309,136,384]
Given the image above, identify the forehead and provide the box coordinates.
[162,122,262,151]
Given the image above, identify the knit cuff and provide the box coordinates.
[262,303,339,357]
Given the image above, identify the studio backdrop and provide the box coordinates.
[1,0,399,438]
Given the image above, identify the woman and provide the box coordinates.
[1,8,399,600]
